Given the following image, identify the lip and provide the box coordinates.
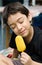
[20,29,26,34]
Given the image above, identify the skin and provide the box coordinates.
[7,12,42,65]
[7,12,34,65]
[0,54,14,65]
[8,12,34,43]
[20,52,42,65]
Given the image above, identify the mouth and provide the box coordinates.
[20,29,26,35]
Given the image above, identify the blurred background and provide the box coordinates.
[0,0,42,50]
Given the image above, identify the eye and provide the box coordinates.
[19,18,24,24]
[12,27,15,29]
[19,21,23,24]
[11,26,16,29]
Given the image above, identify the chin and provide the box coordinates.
[22,32,29,38]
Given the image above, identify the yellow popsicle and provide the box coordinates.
[15,35,26,52]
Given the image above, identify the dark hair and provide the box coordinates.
[2,2,29,25]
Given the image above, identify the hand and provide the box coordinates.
[0,54,14,65]
[20,52,32,65]
[7,47,14,58]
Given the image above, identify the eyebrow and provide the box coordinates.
[9,17,22,26]
[9,23,15,26]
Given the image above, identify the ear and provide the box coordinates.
[27,12,32,22]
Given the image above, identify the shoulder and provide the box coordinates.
[33,26,42,34]
[33,26,42,41]
[9,32,17,48]
[33,26,42,56]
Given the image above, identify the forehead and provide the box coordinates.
[8,12,24,22]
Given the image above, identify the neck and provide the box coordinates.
[24,26,34,44]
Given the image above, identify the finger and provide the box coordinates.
[0,59,7,65]
[21,52,28,56]
[0,54,14,65]
[20,57,27,64]
[21,52,30,59]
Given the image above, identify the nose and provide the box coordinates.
[17,24,22,30]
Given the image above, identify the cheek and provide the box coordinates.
[24,21,30,29]
[13,28,19,35]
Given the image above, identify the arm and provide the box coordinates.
[7,47,19,58]
[13,48,19,58]
[20,52,42,65]
[31,60,42,65]
[9,32,19,58]
[0,54,14,65]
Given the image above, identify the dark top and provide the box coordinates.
[9,26,42,63]
[32,13,42,29]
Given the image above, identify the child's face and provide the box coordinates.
[8,12,31,37]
